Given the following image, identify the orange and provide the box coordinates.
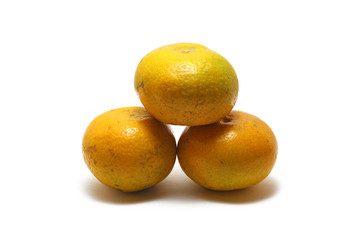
[177,110,278,191]
[82,107,176,192]
[134,43,238,126]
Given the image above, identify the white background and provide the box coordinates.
[1,0,359,239]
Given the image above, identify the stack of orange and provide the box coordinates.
[82,43,278,192]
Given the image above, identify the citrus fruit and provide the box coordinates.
[134,43,239,126]
[177,110,278,191]
[82,107,176,192]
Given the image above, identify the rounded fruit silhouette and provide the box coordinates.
[134,43,238,126]
[82,107,176,192]
[177,110,278,191]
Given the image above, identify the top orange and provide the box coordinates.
[134,43,239,126]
